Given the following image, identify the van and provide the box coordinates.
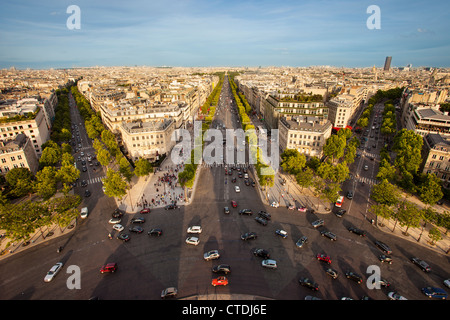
[335,196,344,207]
[80,207,88,218]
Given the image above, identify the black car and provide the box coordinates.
[212,264,231,274]
[295,236,308,248]
[241,232,257,240]
[255,216,268,226]
[374,240,392,254]
[239,209,253,215]
[348,227,366,237]
[411,257,431,272]
[117,233,130,242]
[112,209,123,218]
[335,209,346,218]
[320,231,337,241]
[258,211,271,220]
[131,217,145,224]
[148,228,163,236]
[299,277,319,291]
[379,255,393,264]
[84,189,91,197]
[81,180,88,187]
[345,271,363,284]
[165,204,177,210]
[129,226,144,233]
[252,248,270,259]
[325,268,339,279]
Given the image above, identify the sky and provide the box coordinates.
[0,0,449,69]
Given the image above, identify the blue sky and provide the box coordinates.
[0,0,449,69]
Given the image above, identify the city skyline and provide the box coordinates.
[0,0,449,69]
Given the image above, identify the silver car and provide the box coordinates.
[262,259,277,269]
[44,262,63,282]
[204,250,220,261]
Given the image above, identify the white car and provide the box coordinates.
[80,207,88,219]
[185,237,200,246]
[388,291,407,300]
[187,226,202,234]
[44,262,64,282]
[113,224,124,232]
[235,186,240,193]
[262,259,277,269]
[109,218,121,224]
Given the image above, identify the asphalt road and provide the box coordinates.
[0,79,448,300]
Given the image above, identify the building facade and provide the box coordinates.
[0,134,39,175]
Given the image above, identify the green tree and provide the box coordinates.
[419,173,444,207]
[39,144,62,167]
[134,158,153,177]
[281,149,306,175]
[397,200,423,235]
[393,129,423,174]
[97,148,112,167]
[118,156,133,182]
[428,227,442,245]
[34,166,58,200]
[103,169,128,200]
[371,179,400,206]
[295,167,314,190]
[5,167,34,198]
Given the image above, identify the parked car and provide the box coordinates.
[296,236,308,248]
[112,209,123,218]
[148,228,163,236]
[84,189,91,197]
[80,207,88,219]
[253,248,270,259]
[374,240,392,254]
[255,216,268,226]
[421,287,448,299]
[224,206,230,214]
[320,230,337,241]
[235,186,240,193]
[185,236,200,246]
[131,217,145,224]
[108,218,121,224]
[325,268,338,279]
[204,250,220,261]
[411,257,431,272]
[231,200,237,208]
[348,226,366,237]
[258,211,271,220]
[212,264,231,274]
[335,209,346,218]
[161,287,177,299]
[140,208,151,214]
[261,259,277,269]
[211,276,228,286]
[299,277,319,291]
[129,226,144,233]
[239,209,253,215]
[187,226,202,234]
[117,233,130,242]
[388,292,407,300]
[346,191,353,200]
[345,271,363,284]
[44,262,63,282]
[100,262,117,274]
[311,219,324,228]
[297,206,307,212]
[379,255,393,264]
[113,224,124,232]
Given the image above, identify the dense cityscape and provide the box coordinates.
[0,1,449,315]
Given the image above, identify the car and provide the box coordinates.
[345,271,363,284]
[187,226,202,234]
[335,209,346,218]
[270,201,279,208]
[379,255,393,264]
[129,226,144,233]
[148,228,163,236]
[224,206,230,214]
[296,236,308,248]
[377,278,391,288]
[164,204,177,210]
[100,262,117,273]
[235,186,240,193]
[80,207,88,219]
[44,262,64,282]
[421,287,447,299]
[212,264,231,274]
[81,180,88,187]
[411,257,431,272]
[84,189,91,197]
[348,226,366,237]
[316,253,332,264]
[108,218,121,224]
[335,196,344,207]
[112,209,123,218]
[444,279,450,289]
[258,211,271,220]
[239,209,253,215]
[131,217,145,224]
[113,224,124,232]
[211,276,228,286]
[311,219,324,228]
[82,166,87,172]
[275,229,288,238]
[140,208,151,214]
[241,232,257,240]
[231,200,237,208]
[185,236,200,246]
[299,277,319,291]
[161,287,178,299]
[204,250,220,261]
[287,203,295,210]
[321,230,337,241]
[297,206,307,212]
[374,240,392,254]
[346,191,353,200]
[117,233,130,242]
[325,268,338,279]
[255,216,268,226]
[388,292,407,300]
[364,164,369,171]
[253,248,270,259]
[261,259,277,269]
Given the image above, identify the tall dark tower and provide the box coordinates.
[384,56,392,71]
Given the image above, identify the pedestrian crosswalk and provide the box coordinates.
[355,176,378,186]
[76,176,105,187]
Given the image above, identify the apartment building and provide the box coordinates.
[278,116,332,158]
[0,134,39,175]
[119,119,176,162]
[422,133,450,188]
[402,105,450,138]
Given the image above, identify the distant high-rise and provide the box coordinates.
[384,56,392,71]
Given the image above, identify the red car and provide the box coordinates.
[140,208,151,214]
[211,276,228,286]
[231,200,237,208]
[100,262,118,273]
[316,254,332,264]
